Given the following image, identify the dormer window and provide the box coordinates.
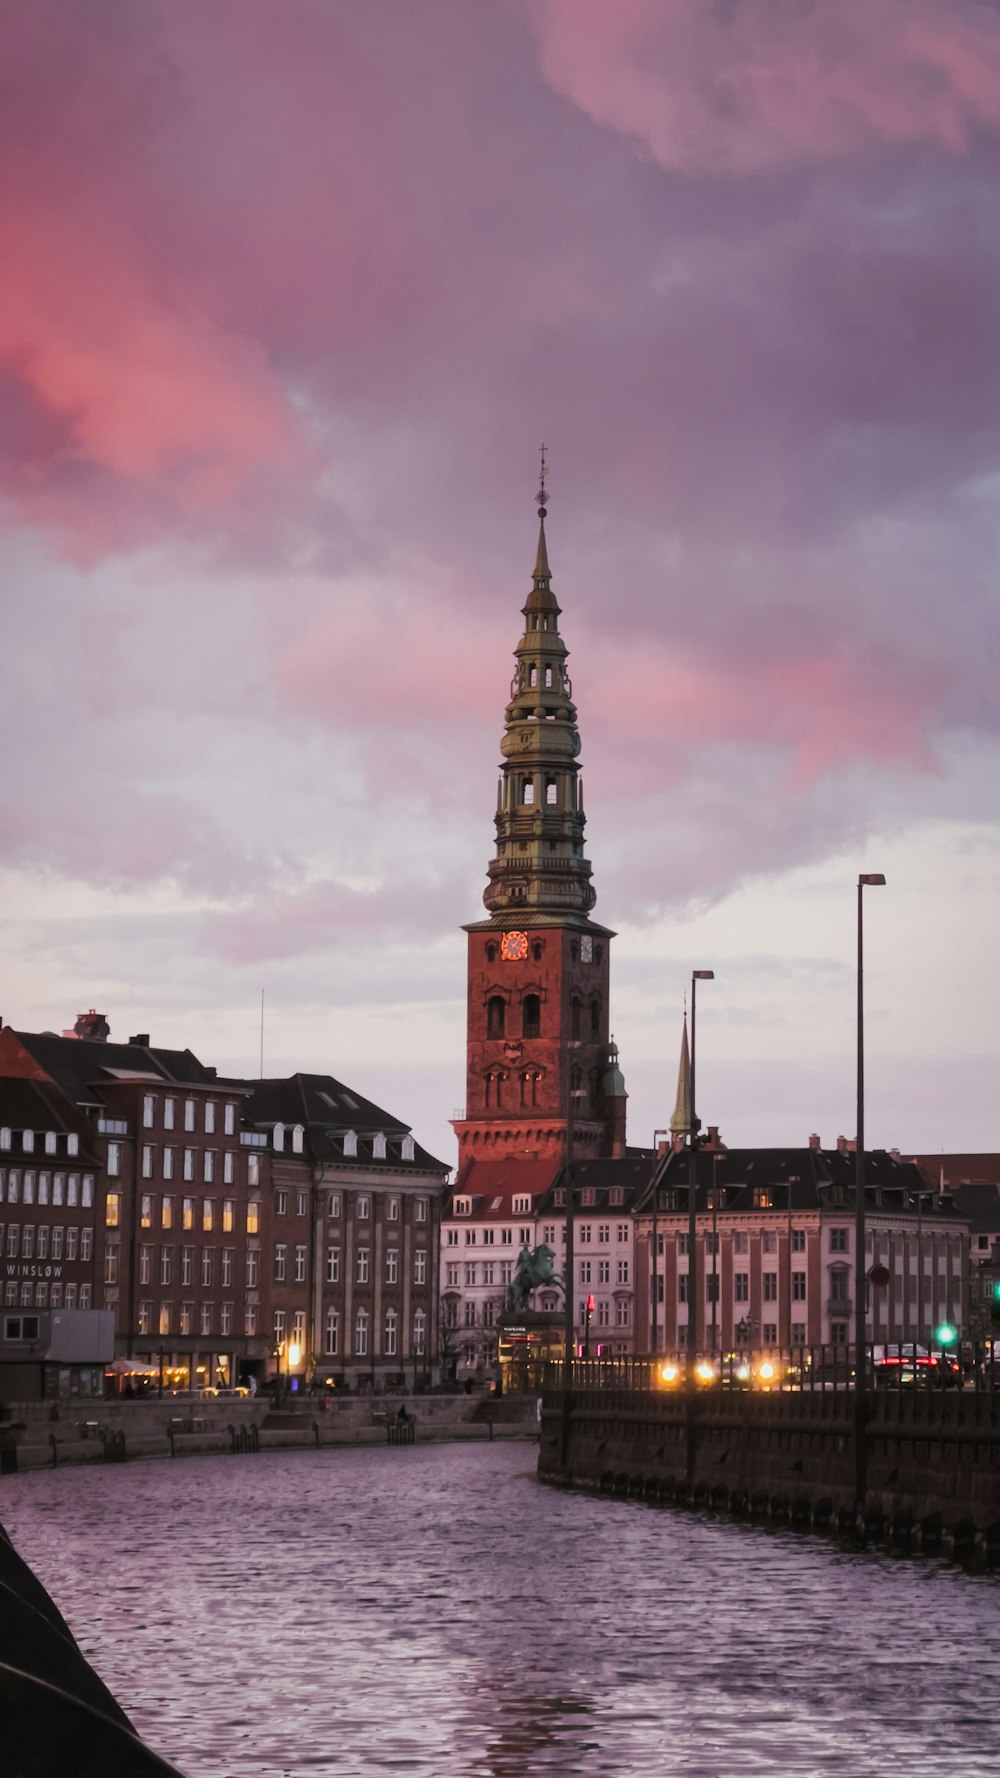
[44,1131,57,1155]
[343,1130,357,1158]
[22,1130,34,1153]
[0,1128,9,1150]
[291,1125,304,1155]
[513,1195,532,1215]
[273,1122,285,1152]
[67,1133,79,1157]
[454,1196,472,1216]
[402,1134,415,1162]
[373,1133,387,1160]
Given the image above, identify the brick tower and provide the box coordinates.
[453,463,627,1166]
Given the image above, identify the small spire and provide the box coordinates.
[669,1013,691,1137]
[534,442,550,578]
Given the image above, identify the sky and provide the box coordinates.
[1,0,998,1169]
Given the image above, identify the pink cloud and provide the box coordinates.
[535,0,1000,172]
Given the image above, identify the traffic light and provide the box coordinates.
[933,1321,958,1348]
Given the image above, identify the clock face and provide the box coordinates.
[580,935,593,963]
[500,930,529,962]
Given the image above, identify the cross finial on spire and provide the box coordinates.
[536,443,549,517]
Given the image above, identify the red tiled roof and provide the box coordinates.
[450,1156,561,1217]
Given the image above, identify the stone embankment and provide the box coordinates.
[0,1392,537,1474]
[538,1385,1000,1563]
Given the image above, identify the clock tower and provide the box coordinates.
[453,465,627,1165]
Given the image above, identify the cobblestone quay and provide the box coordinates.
[539,1372,1000,1559]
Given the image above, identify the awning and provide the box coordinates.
[105,1357,160,1376]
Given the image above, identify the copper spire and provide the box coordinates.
[669,1014,691,1137]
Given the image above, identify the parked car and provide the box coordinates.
[871,1344,961,1387]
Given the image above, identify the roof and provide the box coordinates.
[635,1144,966,1218]
[907,1154,1000,1188]
[234,1072,448,1175]
[13,1031,216,1106]
[448,1157,562,1217]
[948,1182,1000,1233]
[0,1075,100,1161]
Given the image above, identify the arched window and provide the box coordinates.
[291,1125,304,1154]
[487,996,505,1039]
[571,1064,584,1096]
[486,941,497,962]
[522,779,535,805]
[590,997,601,1038]
[571,996,582,1041]
[273,1122,285,1152]
[528,665,538,687]
[570,940,579,963]
[532,940,543,961]
[544,665,553,687]
[522,995,541,1039]
[545,778,557,805]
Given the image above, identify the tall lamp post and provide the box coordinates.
[855,873,885,1512]
[688,970,715,1366]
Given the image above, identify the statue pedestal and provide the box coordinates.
[497,1310,564,1394]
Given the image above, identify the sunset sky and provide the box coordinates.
[1,0,998,1168]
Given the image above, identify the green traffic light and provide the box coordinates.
[993,1279,1000,1302]
[934,1321,958,1347]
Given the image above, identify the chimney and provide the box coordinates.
[129,1033,150,1047]
[73,1010,110,1043]
[808,1133,821,1151]
[705,1125,721,1149]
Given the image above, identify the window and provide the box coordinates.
[203,1151,215,1184]
[617,1225,629,1243]
[202,1199,214,1232]
[373,1133,387,1160]
[296,1190,308,1218]
[143,1095,155,1128]
[402,1135,415,1162]
[37,1227,49,1260]
[598,1224,610,1244]
[501,1228,514,1246]
[222,1249,234,1289]
[482,1262,495,1286]
[487,997,506,1039]
[414,1250,427,1285]
[184,1100,196,1132]
[387,1196,399,1222]
[357,1247,369,1284]
[105,1191,120,1228]
[140,1194,153,1228]
[79,1284,92,1309]
[50,1227,62,1260]
[38,1173,50,1205]
[705,1272,719,1301]
[142,1145,154,1179]
[761,1230,777,1254]
[481,1229,495,1246]
[386,1249,398,1285]
[446,1229,458,1246]
[139,1245,152,1285]
[200,1302,213,1336]
[248,1153,261,1187]
[447,1263,460,1287]
[615,1299,631,1327]
[164,1098,175,1130]
[734,1272,749,1301]
[678,1273,689,1303]
[343,1131,357,1157]
[183,1150,195,1182]
[294,1245,307,1284]
[830,1268,850,1302]
[597,1259,610,1284]
[51,1174,62,1206]
[22,1226,35,1259]
[162,1196,174,1229]
[762,1273,778,1301]
[164,1148,175,1181]
[733,1231,749,1254]
[292,1125,304,1155]
[355,1308,369,1357]
[158,1303,171,1336]
[201,1249,213,1287]
[326,1246,340,1283]
[107,1143,121,1178]
[415,1198,427,1223]
[104,1246,119,1285]
[325,1308,340,1355]
[22,1130,34,1153]
[220,1198,234,1233]
[246,1249,259,1288]
[246,1200,260,1235]
[579,1225,592,1245]
[464,1301,477,1327]
[66,1174,78,1207]
[160,1248,173,1286]
[579,1261,592,1284]
[328,1192,341,1218]
[830,1322,848,1346]
[830,1228,850,1252]
[221,1303,233,1336]
[762,1323,778,1345]
[273,1310,286,1344]
[617,1259,629,1284]
[204,1101,216,1134]
[413,1308,426,1356]
[792,1271,806,1300]
[138,1302,151,1334]
[275,1189,288,1217]
[384,1308,398,1357]
[224,1104,236,1136]
[183,1197,195,1230]
[357,1195,370,1220]
[522,995,541,1038]
[465,1263,477,1287]
[274,1244,287,1283]
[792,1229,806,1252]
[181,1248,193,1286]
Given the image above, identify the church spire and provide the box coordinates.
[479,458,597,925]
[669,1014,691,1139]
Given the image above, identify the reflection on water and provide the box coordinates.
[2,1444,998,1777]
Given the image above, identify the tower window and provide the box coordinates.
[486,942,497,962]
[571,996,582,1041]
[522,780,535,805]
[522,995,541,1039]
[545,779,557,805]
[570,940,579,963]
[528,666,538,687]
[531,940,543,961]
[544,666,553,687]
[487,997,506,1040]
[590,998,601,1038]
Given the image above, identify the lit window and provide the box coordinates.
[183,1197,195,1230]
[202,1198,214,1232]
[161,1196,174,1229]
[246,1200,260,1235]
[105,1192,121,1228]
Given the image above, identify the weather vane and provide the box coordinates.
[536,442,549,516]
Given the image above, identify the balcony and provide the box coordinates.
[96,1118,129,1136]
[240,1131,268,1148]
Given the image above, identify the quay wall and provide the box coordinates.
[0,1392,536,1474]
[538,1387,1000,1558]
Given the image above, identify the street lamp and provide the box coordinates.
[689,970,715,1366]
[855,873,885,1506]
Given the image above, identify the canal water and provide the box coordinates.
[2,1442,998,1777]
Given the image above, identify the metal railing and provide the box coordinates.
[539,1342,1000,1395]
